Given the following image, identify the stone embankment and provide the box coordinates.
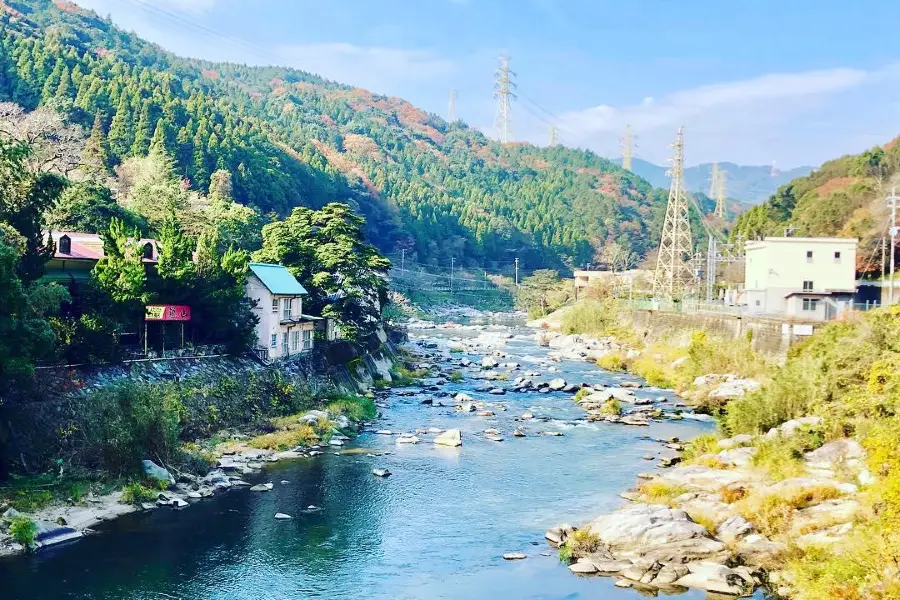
[548,417,871,597]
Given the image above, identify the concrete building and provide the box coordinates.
[743,237,857,321]
[573,269,648,299]
[245,262,317,360]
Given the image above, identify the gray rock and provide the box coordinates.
[502,552,527,560]
[488,388,506,395]
[481,356,498,369]
[675,562,749,595]
[548,378,567,391]
[569,561,598,574]
[274,513,293,520]
[434,429,462,447]
[590,559,633,574]
[717,515,755,543]
[372,468,392,477]
[653,563,689,585]
[33,521,83,548]
[141,459,174,486]
[249,483,273,492]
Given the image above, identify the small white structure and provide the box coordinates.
[743,237,857,321]
[245,262,316,360]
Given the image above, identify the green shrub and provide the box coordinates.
[326,394,376,422]
[10,517,37,548]
[560,299,623,336]
[121,482,158,505]
[600,398,622,416]
[448,370,464,383]
[558,529,601,563]
[597,352,627,372]
[558,543,574,563]
[681,433,720,462]
[637,480,688,505]
[631,355,676,388]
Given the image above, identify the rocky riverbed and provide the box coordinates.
[1,321,728,600]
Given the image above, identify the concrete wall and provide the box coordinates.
[630,308,818,356]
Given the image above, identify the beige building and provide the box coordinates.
[743,237,857,321]
[245,262,317,361]
[573,269,647,298]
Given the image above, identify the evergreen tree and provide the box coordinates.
[82,112,111,176]
[107,96,131,160]
[130,101,152,156]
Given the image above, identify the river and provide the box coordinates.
[1,327,715,600]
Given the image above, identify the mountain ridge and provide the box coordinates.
[0,0,718,273]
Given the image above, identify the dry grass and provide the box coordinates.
[687,511,719,534]
[682,434,720,461]
[737,492,796,537]
[597,352,628,372]
[720,484,749,504]
[637,480,689,506]
[248,423,319,450]
[783,485,842,509]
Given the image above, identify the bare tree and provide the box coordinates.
[0,102,86,177]
[596,241,639,273]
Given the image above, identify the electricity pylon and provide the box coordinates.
[652,126,694,300]
[621,124,634,171]
[548,125,557,146]
[448,89,457,121]
[493,55,516,143]
[709,162,720,198]
[714,169,727,218]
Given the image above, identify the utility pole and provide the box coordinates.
[450,257,455,294]
[548,125,557,146]
[652,126,694,301]
[887,187,900,304]
[706,236,716,302]
[621,124,634,171]
[400,248,406,272]
[448,89,457,121]
[882,236,887,288]
[514,257,519,286]
[493,55,516,144]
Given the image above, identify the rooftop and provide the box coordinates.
[248,262,308,295]
[48,232,158,263]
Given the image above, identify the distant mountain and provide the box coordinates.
[616,158,814,205]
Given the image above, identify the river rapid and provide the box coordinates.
[0,326,716,600]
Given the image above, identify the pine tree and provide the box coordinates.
[55,65,72,99]
[131,101,152,156]
[82,112,111,176]
[107,96,132,160]
[149,118,171,156]
[40,60,62,103]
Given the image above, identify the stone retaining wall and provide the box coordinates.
[630,309,820,356]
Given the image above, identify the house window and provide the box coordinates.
[806,250,813,263]
[802,298,819,311]
[58,235,71,254]
[282,335,289,356]
[143,242,154,260]
[302,328,313,351]
[282,298,292,320]
[270,333,277,348]
[834,251,841,263]
[803,280,814,291]
[291,330,300,351]
[755,300,760,306]
[271,298,278,313]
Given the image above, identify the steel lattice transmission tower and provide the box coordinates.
[448,89,457,121]
[652,126,694,300]
[621,124,634,171]
[708,162,720,197]
[548,125,557,146]
[714,169,727,218]
[493,55,516,143]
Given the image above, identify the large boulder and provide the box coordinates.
[548,378,567,391]
[716,516,755,543]
[434,429,462,447]
[481,356,498,369]
[675,562,750,596]
[141,460,174,486]
[588,504,715,551]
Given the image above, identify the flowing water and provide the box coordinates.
[1,329,718,600]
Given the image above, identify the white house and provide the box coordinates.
[743,237,857,321]
[245,262,317,360]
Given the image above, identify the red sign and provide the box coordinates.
[146,305,191,321]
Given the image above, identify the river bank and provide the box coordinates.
[0,322,721,600]
[526,307,884,599]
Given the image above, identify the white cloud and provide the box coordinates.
[276,43,457,95]
[547,65,900,166]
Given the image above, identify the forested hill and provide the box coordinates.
[731,139,900,274]
[0,0,706,272]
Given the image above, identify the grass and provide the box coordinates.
[688,511,719,534]
[448,370,464,383]
[121,482,159,505]
[391,365,429,386]
[325,394,377,422]
[1,474,94,512]
[558,529,601,563]
[737,493,796,537]
[637,480,689,506]
[597,352,627,372]
[574,387,591,401]
[248,423,320,450]
[681,433,720,462]
[720,485,749,504]
[600,398,623,416]
[9,517,37,548]
[750,431,824,481]
[630,353,677,388]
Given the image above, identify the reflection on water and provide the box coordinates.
[1,331,721,600]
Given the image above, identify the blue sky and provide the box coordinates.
[77,0,900,168]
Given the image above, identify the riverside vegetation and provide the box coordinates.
[547,298,900,599]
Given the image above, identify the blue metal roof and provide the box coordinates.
[248,262,308,295]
